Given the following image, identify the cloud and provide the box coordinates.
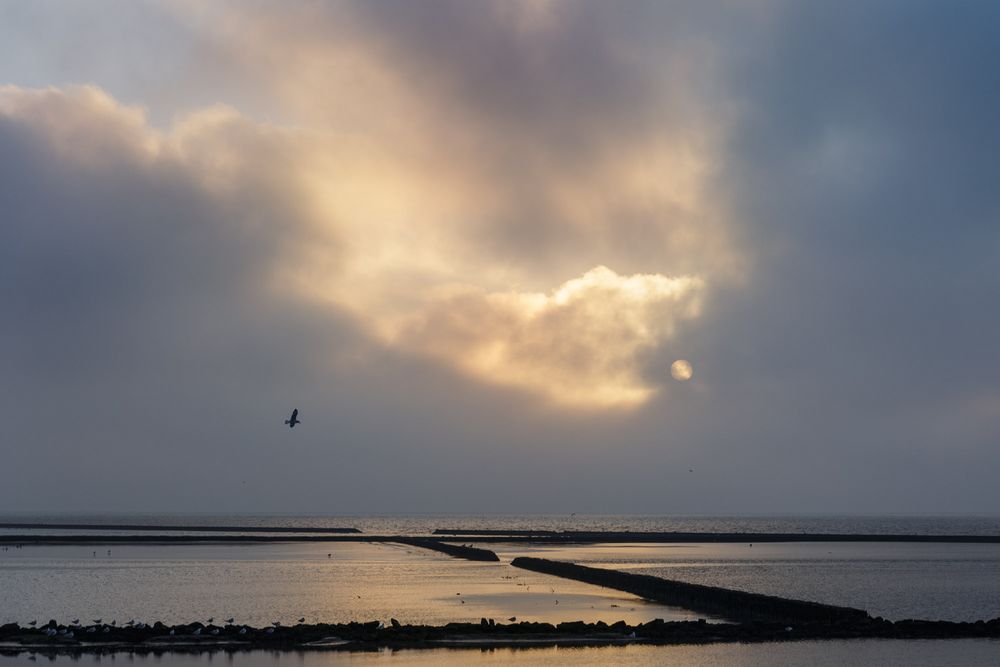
[7,2,999,513]
[0,79,721,417]
[396,266,704,408]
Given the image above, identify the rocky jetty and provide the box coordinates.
[3,617,1000,655]
[395,538,500,562]
[431,529,1000,544]
[0,523,361,533]
[433,529,558,536]
[512,556,869,624]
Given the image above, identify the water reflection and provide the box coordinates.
[3,641,1000,666]
[0,542,698,626]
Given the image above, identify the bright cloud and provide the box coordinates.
[1,0,739,413]
[394,266,704,407]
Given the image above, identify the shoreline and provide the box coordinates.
[3,618,1000,655]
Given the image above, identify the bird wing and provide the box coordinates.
[291,408,298,419]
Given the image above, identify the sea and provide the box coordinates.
[2,514,1000,665]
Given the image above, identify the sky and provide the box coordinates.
[2,1,999,515]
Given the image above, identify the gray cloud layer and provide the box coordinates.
[1,1,999,513]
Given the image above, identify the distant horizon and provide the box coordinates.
[4,510,1000,519]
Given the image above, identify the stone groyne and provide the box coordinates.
[511,557,869,624]
[395,539,500,562]
[0,523,361,533]
[3,617,1000,655]
[435,530,1000,544]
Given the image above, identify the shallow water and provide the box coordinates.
[3,641,1000,666]
[491,541,1000,621]
[0,542,700,627]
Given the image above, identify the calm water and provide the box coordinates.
[3,515,1000,664]
[492,541,1000,621]
[2,641,1000,666]
[0,541,703,627]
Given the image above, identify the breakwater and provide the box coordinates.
[433,529,558,536]
[511,557,869,624]
[395,538,500,562]
[0,523,361,533]
[435,530,1000,544]
[3,617,1000,655]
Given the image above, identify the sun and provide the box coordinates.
[670,359,693,381]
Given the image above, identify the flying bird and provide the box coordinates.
[285,408,300,428]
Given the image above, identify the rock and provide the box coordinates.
[557,621,587,633]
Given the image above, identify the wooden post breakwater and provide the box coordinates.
[511,557,869,624]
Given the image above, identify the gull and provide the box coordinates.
[265,627,275,634]
[28,620,37,627]
[284,408,300,428]
[71,620,80,626]
[92,619,102,625]
[206,617,214,624]
[298,617,305,623]
[193,627,202,635]
[210,629,220,635]
[168,629,175,636]
[87,628,97,634]
[507,617,517,622]
[225,617,235,624]
[239,627,248,635]
[272,621,281,627]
